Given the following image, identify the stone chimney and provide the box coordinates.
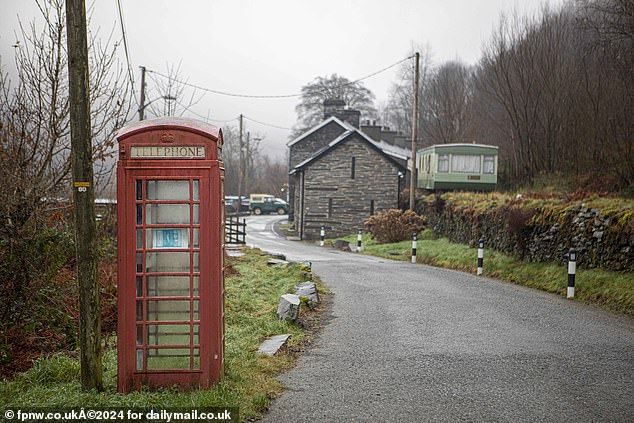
[322,99,360,129]
[323,99,346,120]
[380,127,397,144]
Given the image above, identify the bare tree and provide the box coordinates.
[0,0,130,314]
[472,2,633,188]
[382,46,433,138]
[294,73,376,133]
[422,61,475,145]
[146,61,204,118]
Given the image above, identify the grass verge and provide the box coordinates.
[338,230,633,316]
[0,248,325,421]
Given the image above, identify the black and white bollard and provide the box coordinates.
[411,233,417,263]
[357,229,363,252]
[477,237,484,276]
[320,226,325,247]
[567,248,577,299]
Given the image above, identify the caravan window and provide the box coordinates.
[483,156,495,174]
[451,155,481,173]
[438,155,449,173]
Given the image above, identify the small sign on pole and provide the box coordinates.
[411,233,417,263]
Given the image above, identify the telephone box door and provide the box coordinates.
[116,118,224,393]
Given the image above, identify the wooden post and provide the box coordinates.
[409,52,420,211]
[237,114,244,211]
[138,66,146,120]
[65,0,102,391]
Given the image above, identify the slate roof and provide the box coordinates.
[286,116,353,147]
[289,128,407,175]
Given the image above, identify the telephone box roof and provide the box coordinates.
[116,117,222,142]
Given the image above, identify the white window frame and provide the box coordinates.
[437,154,449,173]
[483,156,495,174]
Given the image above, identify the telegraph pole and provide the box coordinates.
[237,114,244,211]
[139,66,146,120]
[409,52,420,211]
[245,132,250,198]
[65,0,102,391]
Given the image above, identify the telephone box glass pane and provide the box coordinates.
[192,228,200,248]
[136,229,143,249]
[136,276,143,297]
[146,348,190,370]
[146,204,190,225]
[193,348,200,369]
[193,324,200,344]
[193,276,200,296]
[136,204,143,225]
[136,325,143,346]
[193,300,200,320]
[193,180,200,201]
[193,204,200,224]
[146,300,191,322]
[146,228,189,249]
[146,180,189,201]
[136,300,143,321]
[136,253,143,273]
[146,324,191,346]
[146,276,190,297]
[136,180,143,200]
[193,252,200,272]
[136,349,143,371]
[145,252,190,273]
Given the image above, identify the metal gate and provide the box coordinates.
[225,215,246,244]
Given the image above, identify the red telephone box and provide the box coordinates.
[116,117,224,393]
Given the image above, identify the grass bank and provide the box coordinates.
[339,230,633,316]
[0,248,322,421]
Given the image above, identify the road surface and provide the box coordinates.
[245,215,634,422]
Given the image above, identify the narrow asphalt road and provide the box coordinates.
[245,215,634,422]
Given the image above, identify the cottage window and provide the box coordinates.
[328,198,333,218]
[483,156,495,174]
[451,154,481,173]
[370,200,375,216]
[351,157,356,179]
[438,154,449,173]
[426,155,431,173]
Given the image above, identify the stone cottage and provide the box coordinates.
[287,100,409,240]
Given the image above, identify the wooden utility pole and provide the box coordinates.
[139,66,146,120]
[65,0,102,390]
[245,132,250,198]
[237,114,244,210]
[409,52,420,211]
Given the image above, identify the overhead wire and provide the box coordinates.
[243,115,293,131]
[174,99,238,124]
[116,0,138,106]
[145,55,415,100]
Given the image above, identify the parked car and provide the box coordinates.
[224,196,249,214]
[249,194,288,215]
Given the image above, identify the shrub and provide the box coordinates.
[364,209,427,244]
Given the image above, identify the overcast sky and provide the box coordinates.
[0,0,563,159]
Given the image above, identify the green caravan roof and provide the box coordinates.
[417,143,499,156]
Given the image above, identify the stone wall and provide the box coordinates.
[418,196,634,272]
[300,134,401,239]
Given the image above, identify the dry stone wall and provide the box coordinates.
[418,197,634,272]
